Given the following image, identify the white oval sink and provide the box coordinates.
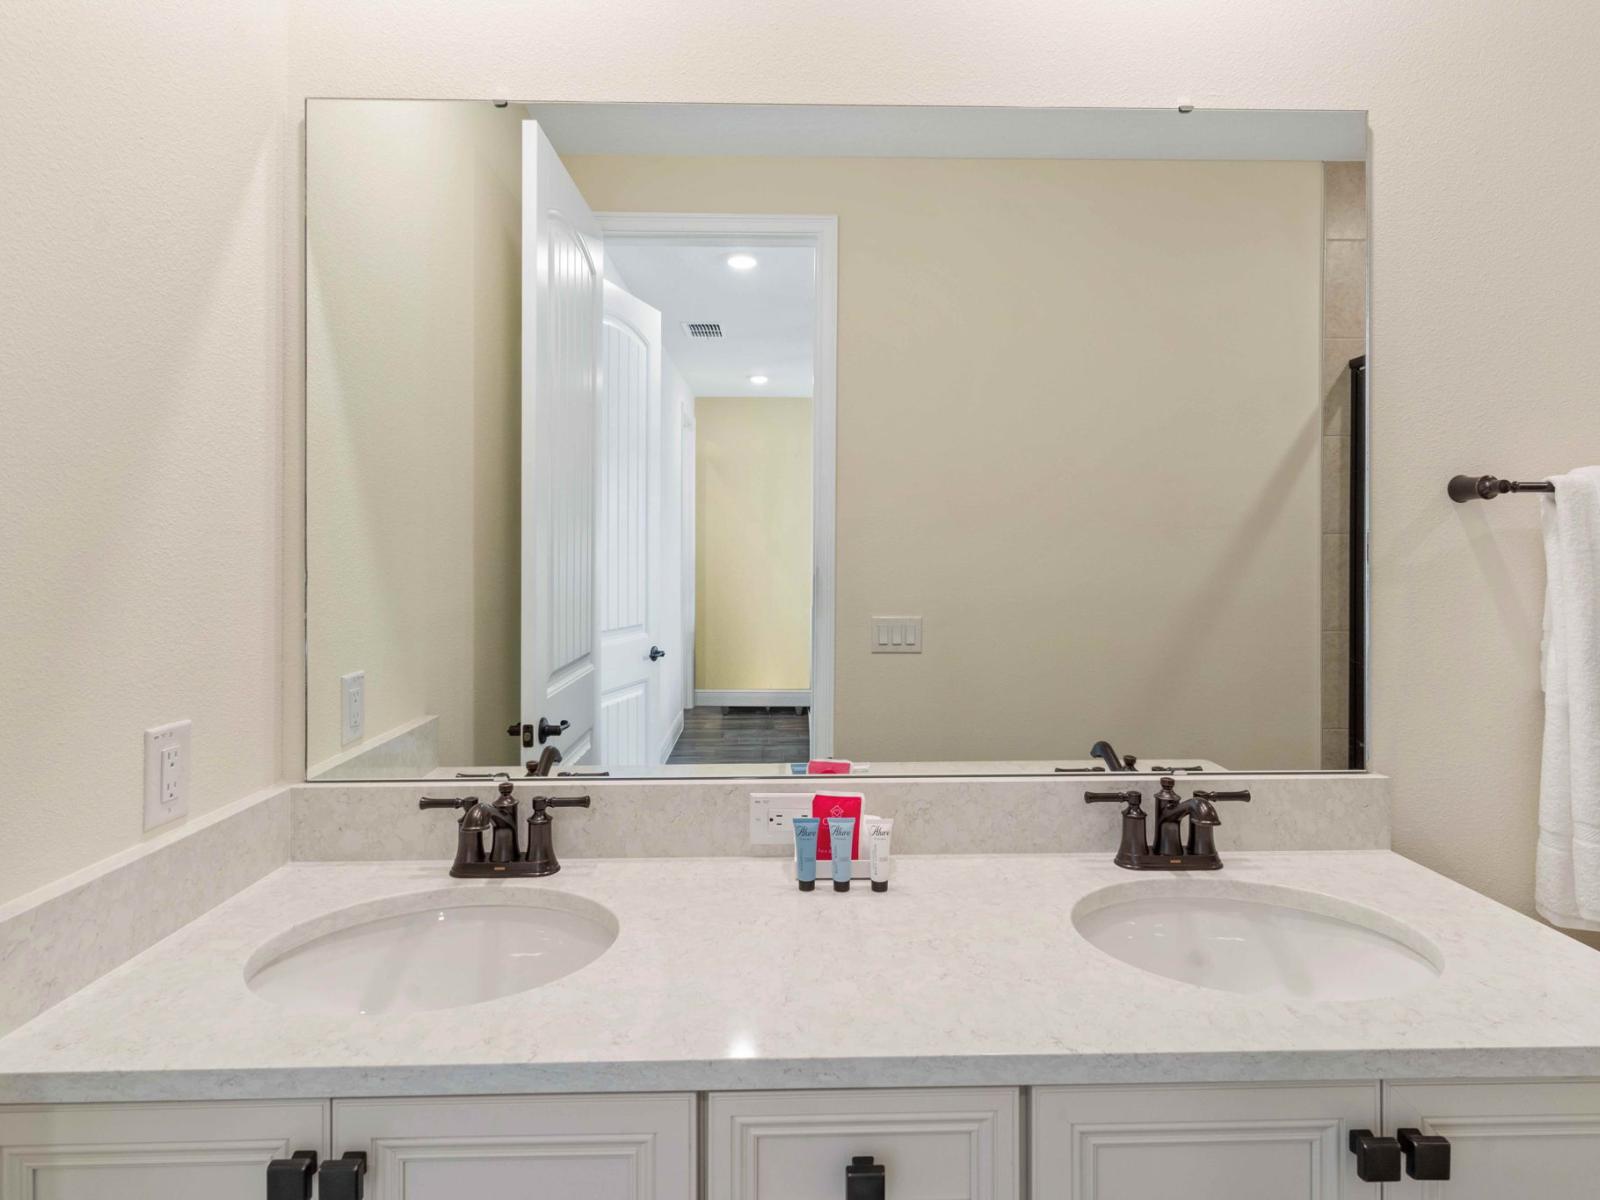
[245,891,617,1015]
[1072,882,1442,1001]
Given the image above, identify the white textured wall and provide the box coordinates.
[1,0,287,903]
[282,0,1600,928]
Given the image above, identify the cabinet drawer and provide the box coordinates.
[331,1093,695,1200]
[706,1087,1019,1200]
[1032,1082,1381,1200]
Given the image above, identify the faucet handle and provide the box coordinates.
[1194,788,1252,803]
[545,795,592,809]
[1085,789,1144,814]
[419,797,473,810]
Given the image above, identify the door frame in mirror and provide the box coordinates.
[598,211,840,760]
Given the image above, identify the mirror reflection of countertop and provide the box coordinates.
[2,851,1597,1103]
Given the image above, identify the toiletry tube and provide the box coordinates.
[827,816,856,891]
[865,816,894,892]
[792,817,821,892]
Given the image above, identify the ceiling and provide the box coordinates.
[605,241,815,398]
[527,103,1368,162]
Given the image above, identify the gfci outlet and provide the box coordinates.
[341,670,365,746]
[749,793,814,846]
[143,720,191,831]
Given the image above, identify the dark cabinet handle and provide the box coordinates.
[845,1154,885,1200]
[321,1151,368,1200]
[537,717,570,744]
[1397,1127,1451,1180]
[649,645,667,661]
[1348,1129,1402,1182]
[265,1150,317,1200]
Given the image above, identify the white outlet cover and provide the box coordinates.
[749,793,815,846]
[340,671,365,747]
[143,720,191,831]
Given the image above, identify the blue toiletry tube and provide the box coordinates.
[827,816,856,892]
[792,817,821,892]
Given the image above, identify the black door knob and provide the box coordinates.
[507,721,533,747]
[537,717,570,744]
[845,1154,885,1200]
[649,645,666,661]
[266,1150,318,1200]
[1348,1129,1402,1182]
[1397,1127,1451,1180]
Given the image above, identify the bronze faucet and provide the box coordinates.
[420,776,591,877]
[1086,776,1250,870]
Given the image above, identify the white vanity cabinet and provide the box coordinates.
[1030,1082,1383,1199]
[327,1093,695,1200]
[0,1100,328,1199]
[704,1088,1021,1200]
[1382,1080,1600,1197]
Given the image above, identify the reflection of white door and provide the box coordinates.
[520,121,603,766]
[597,281,663,766]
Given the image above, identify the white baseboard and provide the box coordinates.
[655,709,686,763]
[695,689,812,708]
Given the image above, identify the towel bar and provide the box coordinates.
[1448,474,1555,502]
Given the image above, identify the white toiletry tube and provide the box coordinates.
[865,816,894,892]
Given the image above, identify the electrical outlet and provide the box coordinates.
[749,793,814,846]
[341,671,365,746]
[143,720,191,831]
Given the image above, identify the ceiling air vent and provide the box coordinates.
[683,322,723,339]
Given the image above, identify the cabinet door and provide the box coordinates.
[1384,1080,1600,1198]
[330,1093,694,1200]
[1032,1083,1381,1200]
[0,1100,327,1200]
[705,1087,1020,1200]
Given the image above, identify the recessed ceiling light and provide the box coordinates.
[748,374,769,386]
[726,253,758,271]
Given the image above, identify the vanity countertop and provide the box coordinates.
[2,851,1599,1103]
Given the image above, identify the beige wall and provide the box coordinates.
[0,0,287,904]
[6,0,1600,937]
[694,396,814,692]
[305,100,522,773]
[569,157,1324,764]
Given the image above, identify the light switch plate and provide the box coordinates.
[143,720,190,831]
[341,671,365,746]
[871,615,923,653]
[749,793,814,845]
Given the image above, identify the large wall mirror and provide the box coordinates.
[305,100,1369,781]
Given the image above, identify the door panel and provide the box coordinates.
[597,281,663,766]
[0,1100,326,1200]
[1031,1083,1380,1200]
[1384,1080,1600,1199]
[521,120,603,765]
[332,1093,695,1200]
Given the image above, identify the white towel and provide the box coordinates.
[1536,466,1600,930]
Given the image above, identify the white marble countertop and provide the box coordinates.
[2,851,1599,1103]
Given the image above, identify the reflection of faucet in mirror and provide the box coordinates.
[1090,741,1136,772]
[527,746,563,777]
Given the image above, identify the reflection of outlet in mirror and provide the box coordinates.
[749,794,814,845]
[340,671,365,746]
[143,720,190,832]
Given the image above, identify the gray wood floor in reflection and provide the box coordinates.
[667,706,810,765]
